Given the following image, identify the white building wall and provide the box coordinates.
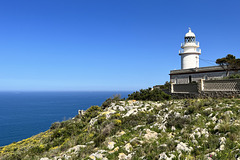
[184,47,198,53]
[181,54,199,69]
[170,70,240,84]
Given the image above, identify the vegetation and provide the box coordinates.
[224,73,240,79]
[154,81,170,90]
[216,54,240,76]
[1,98,240,159]
[101,94,122,109]
[127,88,171,101]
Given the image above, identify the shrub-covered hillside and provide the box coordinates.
[1,98,240,159]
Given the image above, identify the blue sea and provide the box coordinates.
[0,91,132,146]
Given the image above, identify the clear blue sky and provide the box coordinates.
[0,0,239,91]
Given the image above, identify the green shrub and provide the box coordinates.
[127,88,170,101]
[101,95,122,109]
[146,114,157,124]
[166,113,190,129]
[225,73,240,79]
[81,105,102,123]
[50,122,61,130]
[94,123,115,146]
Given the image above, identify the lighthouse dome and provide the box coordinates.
[185,28,195,37]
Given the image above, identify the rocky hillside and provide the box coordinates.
[1,98,240,160]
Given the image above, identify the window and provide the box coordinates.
[204,75,208,80]
[189,76,192,83]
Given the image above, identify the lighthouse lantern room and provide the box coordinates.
[179,28,201,69]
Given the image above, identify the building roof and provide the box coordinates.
[170,65,225,75]
[185,28,195,37]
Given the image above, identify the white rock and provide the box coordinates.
[176,142,192,152]
[206,122,211,126]
[205,152,217,159]
[102,109,116,119]
[144,129,158,140]
[189,133,195,139]
[196,113,201,118]
[219,137,226,145]
[214,124,220,130]
[108,147,119,154]
[133,125,145,130]
[202,128,209,138]
[40,158,51,160]
[107,141,115,150]
[118,153,127,160]
[62,154,71,160]
[158,152,175,160]
[174,112,181,117]
[159,124,166,132]
[220,144,225,150]
[159,152,168,159]
[89,118,98,126]
[130,137,138,143]
[89,150,106,160]
[89,155,96,160]
[124,143,132,152]
[87,141,94,144]
[204,108,213,112]
[67,145,86,153]
[118,105,126,111]
[123,109,138,117]
[208,113,213,117]
[225,111,233,115]
[212,116,217,123]
[117,131,126,136]
[183,115,190,119]
[159,144,167,147]
[192,140,198,144]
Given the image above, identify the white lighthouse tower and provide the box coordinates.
[179,28,201,69]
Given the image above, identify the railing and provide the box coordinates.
[196,48,201,52]
[179,48,201,54]
[181,41,199,47]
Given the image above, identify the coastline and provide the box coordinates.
[0,91,132,147]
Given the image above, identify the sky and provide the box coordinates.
[0,0,240,91]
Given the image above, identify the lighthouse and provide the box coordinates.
[179,28,201,69]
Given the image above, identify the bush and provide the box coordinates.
[101,95,122,109]
[166,113,190,129]
[50,122,61,130]
[127,88,170,101]
[94,123,115,146]
[81,105,102,123]
[225,73,240,79]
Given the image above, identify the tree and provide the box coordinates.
[216,54,240,76]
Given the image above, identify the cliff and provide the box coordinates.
[1,99,240,160]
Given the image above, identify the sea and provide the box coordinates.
[0,91,132,147]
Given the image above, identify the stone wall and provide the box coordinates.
[199,91,240,98]
[171,91,240,99]
[171,79,240,99]
[172,83,199,93]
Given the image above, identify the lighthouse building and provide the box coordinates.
[170,28,239,84]
[180,28,201,69]
[167,28,240,96]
